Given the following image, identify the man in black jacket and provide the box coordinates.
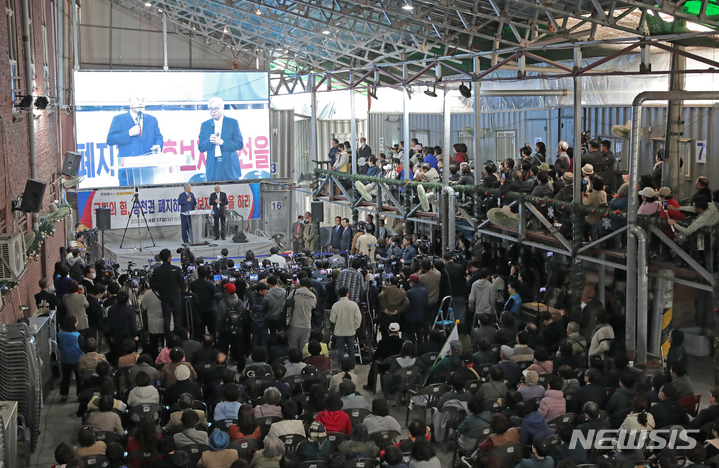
[443,252,468,324]
[689,387,719,429]
[209,184,229,240]
[35,277,59,311]
[364,322,404,392]
[650,383,689,428]
[106,290,138,362]
[572,369,607,413]
[189,266,219,336]
[150,248,187,339]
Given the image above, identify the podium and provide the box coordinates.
[186,210,212,245]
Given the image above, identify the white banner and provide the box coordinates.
[77,184,260,229]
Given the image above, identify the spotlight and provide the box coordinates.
[322,29,330,34]
[406,87,414,100]
[34,96,49,109]
[402,2,414,9]
[256,8,261,14]
[16,95,33,109]
[459,82,472,98]
[144,1,151,6]
[368,87,378,100]
[424,86,437,97]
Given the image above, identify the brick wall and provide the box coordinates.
[0,0,68,323]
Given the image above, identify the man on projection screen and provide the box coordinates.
[198,97,244,182]
[106,97,163,186]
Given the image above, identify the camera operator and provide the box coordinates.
[336,258,369,306]
[376,236,401,272]
[189,266,218,337]
[149,248,187,339]
[214,248,230,272]
[355,224,378,261]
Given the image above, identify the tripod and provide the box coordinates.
[120,189,156,250]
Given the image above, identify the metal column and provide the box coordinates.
[162,14,169,71]
[572,47,582,204]
[442,85,451,253]
[72,0,79,70]
[350,74,357,175]
[473,57,481,186]
[402,65,410,180]
[310,75,318,172]
[664,46,686,196]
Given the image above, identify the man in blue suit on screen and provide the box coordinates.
[198,97,244,182]
[106,97,163,186]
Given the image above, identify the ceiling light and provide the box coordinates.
[157,8,162,11]
[424,86,437,97]
[223,27,228,32]
[402,2,413,9]
[256,8,262,14]
[144,1,151,6]
[322,29,330,34]
[459,82,472,98]
[34,96,49,109]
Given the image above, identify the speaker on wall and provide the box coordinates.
[62,152,82,177]
[96,208,111,230]
[311,201,324,223]
[19,179,47,213]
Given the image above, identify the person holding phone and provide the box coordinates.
[658,187,685,223]
[198,97,244,182]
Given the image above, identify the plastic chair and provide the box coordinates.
[548,413,576,427]
[126,449,160,465]
[440,407,467,451]
[182,443,212,467]
[489,442,523,468]
[451,425,492,467]
[537,373,552,388]
[326,431,350,452]
[343,408,371,428]
[271,357,290,367]
[372,354,400,394]
[384,367,422,407]
[210,419,240,432]
[293,393,311,413]
[369,430,400,451]
[229,438,261,461]
[484,398,502,411]
[343,458,379,468]
[127,403,165,426]
[79,455,109,468]
[258,416,283,438]
[419,353,439,368]
[297,461,329,468]
[405,383,449,426]
[464,379,482,395]
[279,433,306,453]
[678,395,702,417]
[94,430,124,446]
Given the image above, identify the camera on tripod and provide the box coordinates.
[176,246,194,273]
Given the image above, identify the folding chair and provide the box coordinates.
[406,383,449,426]
[293,393,311,413]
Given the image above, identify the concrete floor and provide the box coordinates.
[23,353,719,468]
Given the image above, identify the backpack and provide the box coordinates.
[223,300,244,337]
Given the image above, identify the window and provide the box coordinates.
[496,130,517,163]
[413,130,429,147]
[6,0,19,103]
[41,0,48,92]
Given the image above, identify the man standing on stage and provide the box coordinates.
[303,213,317,252]
[178,184,197,244]
[209,185,228,240]
[150,248,186,339]
[292,216,305,253]
[198,97,244,182]
[106,97,163,186]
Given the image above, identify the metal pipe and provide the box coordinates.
[650,269,673,358]
[572,48,582,204]
[627,225,648,364]
[443,186,456,252]
[162,14,168,71]
[480,89,569,97]
[21,0,38,230]
[310,75,318,178]
[72,0,79,70]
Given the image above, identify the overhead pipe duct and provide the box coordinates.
[626,90,719,365]
[21,0,38,230]
[479,89,569,97]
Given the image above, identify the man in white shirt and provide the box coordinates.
[355,224,378,259]
[267,247,288,269]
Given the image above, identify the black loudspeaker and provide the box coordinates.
[233,231,248,243]
[96,207,111,230]
[62,151,82,177]
[19,179,47,213]
[311,201,324,223]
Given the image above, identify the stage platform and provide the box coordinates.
[100,229,278,266]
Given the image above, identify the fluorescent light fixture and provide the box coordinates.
[144,1,151,6]
[402,4,413,9]
[322,29,331,34]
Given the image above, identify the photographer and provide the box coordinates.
[149,248,187,339]
[189,266,218,337]
[376,236,401,272]
[398,237,417,265]
[213,248,230,272]
[267,247,288,269]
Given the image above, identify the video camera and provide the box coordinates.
[176,246,195,273]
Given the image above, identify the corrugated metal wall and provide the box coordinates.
[271,110,294,180]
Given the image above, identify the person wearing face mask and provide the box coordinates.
[82,266,96,293]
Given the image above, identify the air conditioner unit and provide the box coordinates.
[0,233,25,281]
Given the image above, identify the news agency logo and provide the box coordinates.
[569,429,699,450]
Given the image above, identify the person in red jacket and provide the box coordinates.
[315,393,352,436]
